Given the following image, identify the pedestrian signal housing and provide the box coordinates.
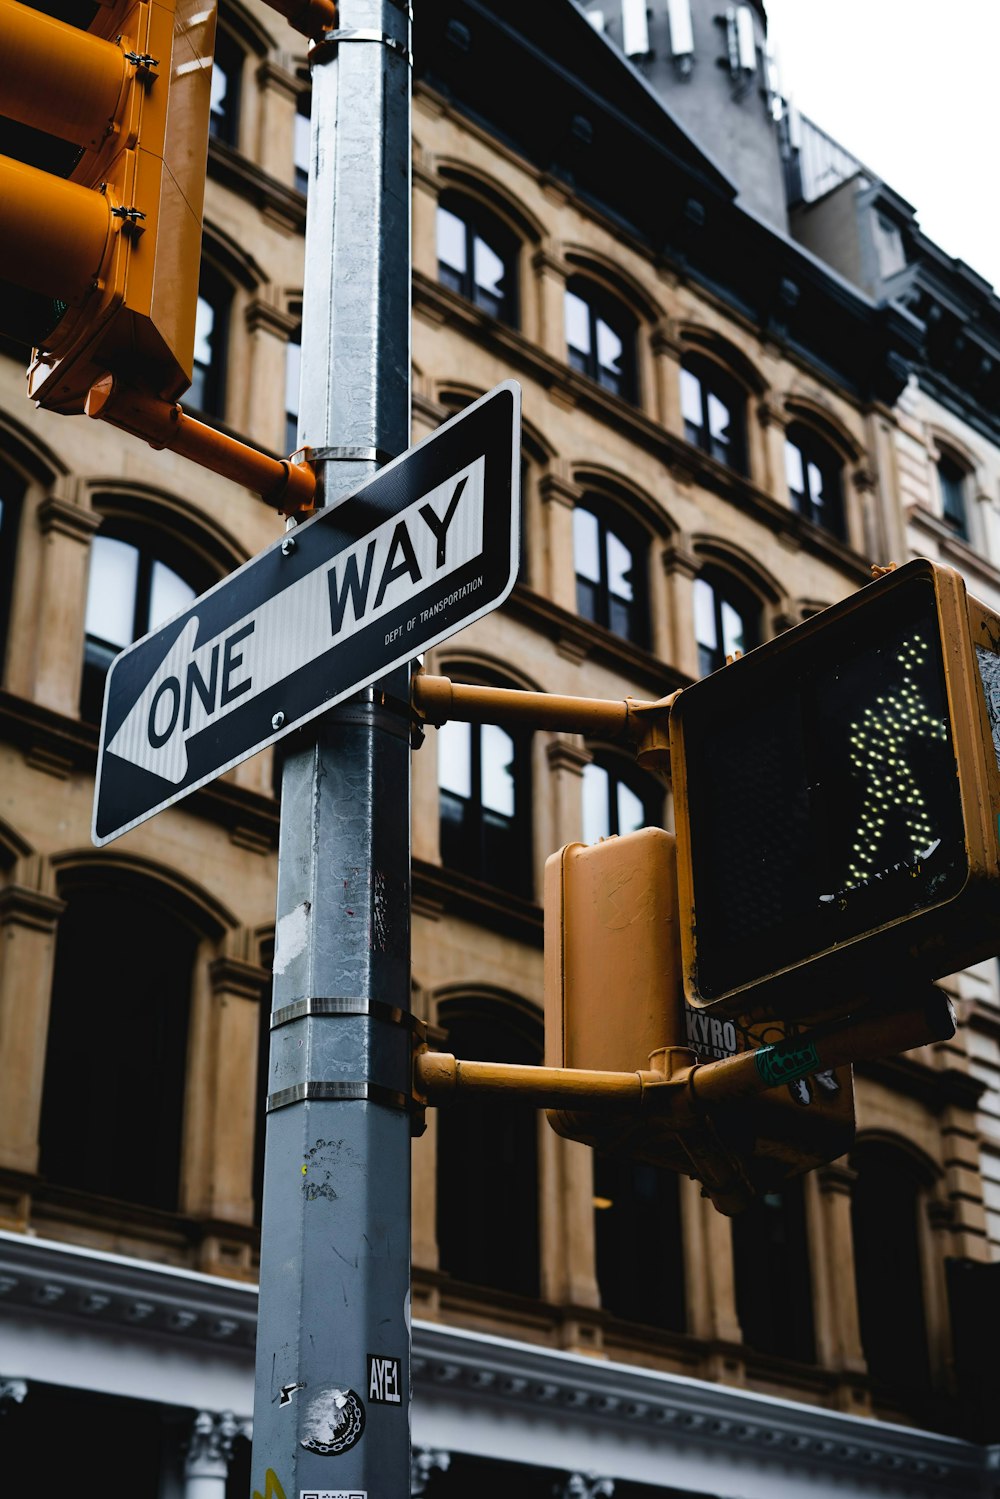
[543,828,854,1198]
[671,559,1000,1019]
[0,0,217,413]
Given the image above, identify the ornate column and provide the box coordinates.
[27,494,100,717]
[660,539,701,681]
[0,860,65,1181]
[539,465,583,617]
[847,464,878,560]
[557,1472,615,1499]
[0,1379,27,1416]
[532,245,569,362]
[184,1410,250,1499]
[180,936,268,1269]
[680,1176,744,1382]
[808,1162,869,1411]
[651,318,683,435]
[412,146,440,282]
[410,1447,450,1496]
[243,298,300,456]
[255,59,300,186]
[756,394,790,503]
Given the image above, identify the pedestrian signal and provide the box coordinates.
[671,559,1000,1019]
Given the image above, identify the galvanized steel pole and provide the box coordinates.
[250,2,412,1496]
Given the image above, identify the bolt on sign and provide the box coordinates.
[671,559,1000,1020]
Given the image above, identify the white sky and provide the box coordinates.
[762,0,1000,293]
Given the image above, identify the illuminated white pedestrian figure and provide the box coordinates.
[843,631,947,889]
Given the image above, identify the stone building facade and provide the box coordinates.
[0,1,998,1495]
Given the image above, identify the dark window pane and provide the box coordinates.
[209,32,241,146]
[733,1182,815,1361]
[294,96,310,193]
[436,1010,540,1296]
[573,502,645,645]
[0,479,22,676]
[40,885,195,1209]
[438,716,529,895]
[852,1147,931,1390]
[436,197,517,327]
[939,457,969,540]
[595,1154,685,1331]
[564,278,636,404]
[285,330,302,454]
[785,427,844,539]
[681,356,745,473]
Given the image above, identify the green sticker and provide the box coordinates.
[755,1039,821,1088]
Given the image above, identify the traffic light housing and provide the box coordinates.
[543,828,855,1201]
[671,559,1000,1020]
[0,0,217,413]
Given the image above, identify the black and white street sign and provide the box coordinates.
[92,380,521,845]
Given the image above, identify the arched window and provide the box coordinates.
[189,265,232,418]
[680,354,747,473]
[294,93,310,194]
[436,192,519,327]
[573,499,647,645]
[594,1154,685,1331]
[693,568,761,676]
[436,999,541,1297]
[851,1142,932,1391]
[39,878,199,1210]
[732,1180,815,1362]
[0,463,23,676]
[209,28,243,147]
[937,452,970,541]
[784,424,845,540]
[437,703,532,896]
[582,755,662,844]
[81,522,209,721]
[564,277,637,403]
[285,314,302,454]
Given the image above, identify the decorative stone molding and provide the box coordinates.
[36,497,101,543]
[244,298,301,340]
[254,58,300,104]
[539,472,585,510]
[0,883,65,934]
[816,1162,857,1197]
[651,319,684,359]
[557,1474,615,1499]
[208,955,269,1002]
[411,1446,451,1496]
[757,396,789,431]
[545,738,592,776]
[185,1408,251,1481]
[660,540,701,581]
[0,1378,27,1414]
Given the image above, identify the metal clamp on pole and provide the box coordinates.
[85,374,316,514]
[410,672,678,774]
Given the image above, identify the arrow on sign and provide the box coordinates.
[107,457,484,783]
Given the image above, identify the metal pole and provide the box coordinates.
[251,1,412,1495]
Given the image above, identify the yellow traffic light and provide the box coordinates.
[0,0,217,413]
[543,828,854,1202]
[671,559,1000,1020]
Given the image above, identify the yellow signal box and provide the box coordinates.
[0,0,217,413]
[671,559,1000,1021]
[543,828,854,1203]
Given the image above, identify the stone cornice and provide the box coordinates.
[413,859,543,948]
[207,139,306,236]
[0,692,279,851]
[0,1231,990,1491]
[208,956,270,1001]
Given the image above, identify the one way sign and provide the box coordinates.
[93,381,521,845]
